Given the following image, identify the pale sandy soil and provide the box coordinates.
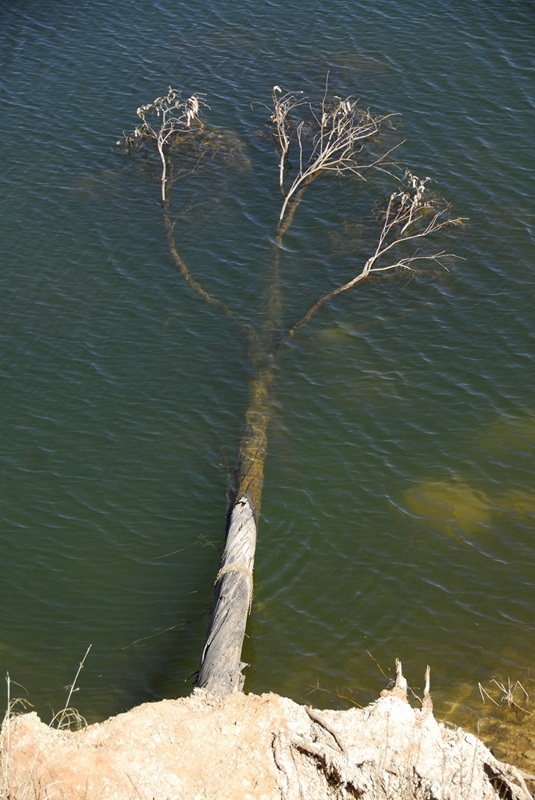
[2,682,534,800]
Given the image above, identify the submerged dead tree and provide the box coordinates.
[120,83,464,697]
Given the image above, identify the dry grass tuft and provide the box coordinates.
[1,647,92,799]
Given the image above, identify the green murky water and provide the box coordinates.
[1,0,533,729]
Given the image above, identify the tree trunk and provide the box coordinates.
[196,361,275,695]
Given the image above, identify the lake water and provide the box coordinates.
[1,0,533,727]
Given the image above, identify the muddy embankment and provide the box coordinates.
[2,661,534,800]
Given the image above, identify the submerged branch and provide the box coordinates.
[122,87,257,347]
[286,171,467,340]
[234,360,276,518]
[161,203,257,346]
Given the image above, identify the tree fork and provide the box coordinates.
[121,83,464,700]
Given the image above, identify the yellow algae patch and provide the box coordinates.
[479,411,535,456]
[494,489,535,519]
[402,480,491,538]
[316,321,360,343]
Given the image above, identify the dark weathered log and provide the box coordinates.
[196,494,257,695]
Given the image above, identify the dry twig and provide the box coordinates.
[270,85,306,191]
[271,80,399,225]
[133,87,208,202]
[51,644,91,730]
[479,676,529,712]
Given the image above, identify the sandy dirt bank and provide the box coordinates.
[2,670,534,800]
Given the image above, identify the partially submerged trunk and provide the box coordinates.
[195,494,256,694]
[196,361,275,695]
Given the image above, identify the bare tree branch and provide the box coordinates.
[286,170,467,339]
[270,86,401,225]
[121,87,257,341]
[269,85,307,191]
[133,87,208,203]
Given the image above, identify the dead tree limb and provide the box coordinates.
[286,170,466,340]
[270,85,307,191]
[121,88,256,342]
[272,84,400,225]
[134,87,208,203]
